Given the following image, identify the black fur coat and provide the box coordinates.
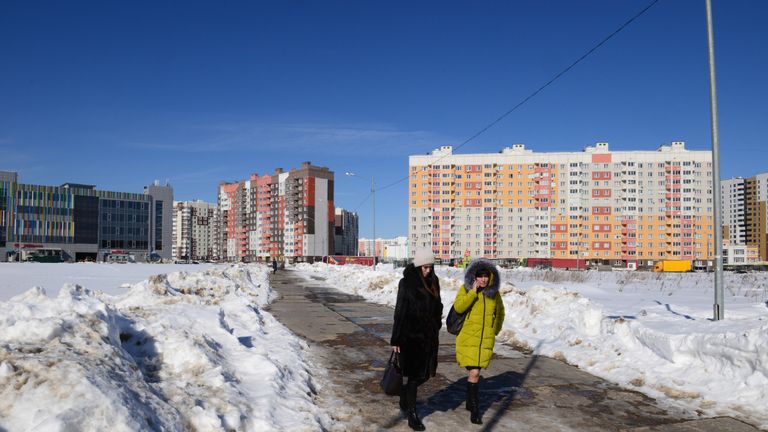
[390,264,443,381]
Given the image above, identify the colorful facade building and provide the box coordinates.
[408,142,715,269]
[218,181,248,261]
[0,171,173,262]
[217,162,334,262]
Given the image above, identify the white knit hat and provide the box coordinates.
[413,248,435,267]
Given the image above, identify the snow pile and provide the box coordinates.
[0,264,330,431]
[497,281,768,424]
[0,262,220,299]
[296,262,768,429]
[294,263,402,307]
[293,262,464,307]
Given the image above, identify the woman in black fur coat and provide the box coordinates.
[390,248,443,431]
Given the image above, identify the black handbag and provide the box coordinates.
[380,351,403,396]
[446,305,466,335]
[446,297,477,335]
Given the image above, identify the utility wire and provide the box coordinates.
[351,191,373,213]
[374,0,662,194]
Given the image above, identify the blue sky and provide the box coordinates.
[1,1,766,238]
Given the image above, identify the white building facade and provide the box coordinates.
[358,236,408,261]
[721,177,746,245]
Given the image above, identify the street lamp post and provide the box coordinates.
[346,171,376,267]
[705,0,724,320]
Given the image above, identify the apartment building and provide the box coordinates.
[334,207,359,256]
[218,162,334,262]
[218,180,248,261]
[724,173,768,261]
[172,200,218,261]
[745,173,768,261]
[722,240,760,265]
[0,171,172,262]
[358,236,408,261]
[409,142,715,269]
[722,177,746,245]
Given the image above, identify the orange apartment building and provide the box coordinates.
[218,162,334,262]
[409,141,715,269]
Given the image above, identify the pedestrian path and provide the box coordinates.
[267,269,760,431]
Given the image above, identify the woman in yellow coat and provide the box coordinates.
[452,258,505,425]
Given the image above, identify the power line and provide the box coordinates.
[374,0,662,194]
[351,191,373,213]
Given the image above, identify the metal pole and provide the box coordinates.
[372,176,376,267]
[345,171,376,265]
[705,0,724,320]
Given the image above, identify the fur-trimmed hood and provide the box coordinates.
[463,258,500,298]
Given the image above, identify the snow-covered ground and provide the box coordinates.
[295,262,768,430]
[0,262,221,299]
[0,263,333,431]
[2,262,767,430]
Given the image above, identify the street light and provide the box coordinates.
[345,171,376,266]
[705,0,724,320]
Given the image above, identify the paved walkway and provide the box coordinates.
[266,269,760,431]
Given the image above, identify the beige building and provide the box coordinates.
[172,200,218,261]
[722,240,760,265]
[745,173,768,261]
[409,141,715,269]
[724,173,768,262]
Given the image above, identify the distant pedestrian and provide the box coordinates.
[390,248,443,431]
[453,258,505,425]
[272,259,278,274]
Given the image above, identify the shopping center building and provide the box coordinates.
[0,171,173,262]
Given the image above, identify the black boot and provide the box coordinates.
[399,385,407,411]
[407,409,425,431]
[465,381,474,411]
[468,382,482,425]
[405,381,425,431]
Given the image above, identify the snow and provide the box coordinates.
[0,263,332,431]
[2,261,768,430]
[0,262,221,298]
[294,262,768,429]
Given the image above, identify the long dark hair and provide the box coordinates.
[418,267,440,298]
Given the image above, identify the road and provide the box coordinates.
[266,269,760,432]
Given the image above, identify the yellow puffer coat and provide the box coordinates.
[454,259,505,369]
